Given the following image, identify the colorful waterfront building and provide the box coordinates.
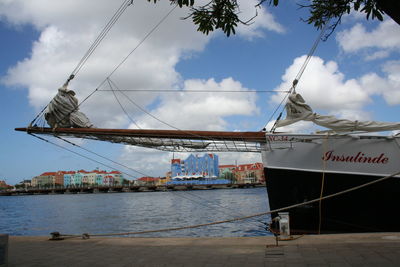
[219,165,237,182]
[86,172,96,185]
[233,163,265,184]
[103,175,114,186]
[0,180,11,190]
[171,154,219,178]
[31,169,126,187]
[137,177,159,185]
[94,169,107,185]
[32,172,56,187]
[72,171,84,186]
[54,171,66,186]
[171,159,183,177]
[63,171,75,186]
[109,171,123,185]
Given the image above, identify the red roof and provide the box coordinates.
[219,165,236,168]
[235,163,264,171]
[40,172,56,176]
[171,159,181,164]
[138,177,159,182]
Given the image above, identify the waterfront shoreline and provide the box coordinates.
[0,183,265,196]
[6,233,400,266]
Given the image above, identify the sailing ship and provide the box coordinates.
[14,0,400,234]
[15,88,400,234]
[261,92,400,233]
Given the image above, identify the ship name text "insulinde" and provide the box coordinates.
[322,151,389,164]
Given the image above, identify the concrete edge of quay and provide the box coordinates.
[6,233,400,266]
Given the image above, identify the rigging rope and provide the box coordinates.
[95,4,178,90]
[54,135,148,177]
[98,89,290,93]
[318,134,329,234]
[30,0,134,126]
[66,0,134,85]
[30,133,146,178]
[107,79,256,152]
[52,169,400,239]
[107,78,142,129]
[264,22,330,132]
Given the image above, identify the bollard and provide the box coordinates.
[0,234,8,267]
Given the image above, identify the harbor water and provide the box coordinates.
[0,187,271,237]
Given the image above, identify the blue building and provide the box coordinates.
[171,154,219,178]
[63,172,74,186]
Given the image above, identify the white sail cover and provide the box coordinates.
[45,86,93,128]
[276,93,400,132]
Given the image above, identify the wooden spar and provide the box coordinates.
[15,127,267,142]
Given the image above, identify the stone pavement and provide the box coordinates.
[7,233,400,267]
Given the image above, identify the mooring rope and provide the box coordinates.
[50,169,400,239]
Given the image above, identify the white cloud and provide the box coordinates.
[336,20,400,55]
[365,50,391,61]
[218,152,262,166]
[134,77,259,131]
[235,0,285,39]
[119,146,173,178]
[360,61,400,105]
[271,55,370,114]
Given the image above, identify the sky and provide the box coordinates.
[1,0,400,185]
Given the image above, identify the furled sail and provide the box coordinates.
[276,93,400,132]
[45,86,93,128]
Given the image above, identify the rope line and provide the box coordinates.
[53,169,400,238]
[30,133,145,178]
[68,0,133,82]
[263,22,329,131]
[318,134,329,234]
[107,79,257,149]
[108,79,182,131]
[54,135,148,177]
[94,4,178,91]
[98,89,290,93]
[107,78,141,129]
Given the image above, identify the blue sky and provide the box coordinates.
[1,1,400,185]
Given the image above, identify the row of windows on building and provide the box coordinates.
[171,154,220,178]
[31,170,125,187]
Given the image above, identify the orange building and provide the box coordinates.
[233,163,265,184]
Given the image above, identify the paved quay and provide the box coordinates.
[7,233,400,267]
